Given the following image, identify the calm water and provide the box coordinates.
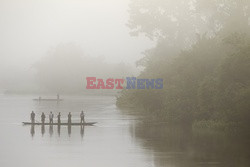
[0,95,249,167]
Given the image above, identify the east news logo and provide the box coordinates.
[86,77,163,89]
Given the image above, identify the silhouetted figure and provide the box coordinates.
[49,111,54,124]
[80,111,85,124]
[41,112,46,124]
[30,111,35,124]
[57,94,60,100]
[57,125,61,137]
[68,125,71,137]
[57,112,61,124]
[80,125,84,139]
[30,125,35,137]
[49,125,53,137]
[41,124,45,136]
[68,112,72,124]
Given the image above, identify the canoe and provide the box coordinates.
[22,122,96,126]
[33,99,63,101]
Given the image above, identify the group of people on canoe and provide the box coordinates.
[30,111,85,124]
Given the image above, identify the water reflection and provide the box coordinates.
[68,125,71,137]
[41,125,45,136]
[131,122,250,167]
[57,125,61,137]
[29,125,87,138]
[30,125,35,137]
[80,125,84,139]
[49,125,53,137]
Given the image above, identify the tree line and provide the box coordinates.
[116,0,250,128]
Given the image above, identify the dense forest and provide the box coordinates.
[117,0,250,129]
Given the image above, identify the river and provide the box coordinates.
[0,95,249,167]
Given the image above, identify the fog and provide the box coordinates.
[0,0,154,93]
[1,1,250,166]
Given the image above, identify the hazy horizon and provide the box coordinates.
[0,0,155,93]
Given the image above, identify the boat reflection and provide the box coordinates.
[29,124,86,138]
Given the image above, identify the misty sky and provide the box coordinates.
[0,0,154,70]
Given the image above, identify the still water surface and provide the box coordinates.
[0,95,249,167]
[0,95,153,167]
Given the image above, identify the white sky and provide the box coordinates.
[0,0,154,69]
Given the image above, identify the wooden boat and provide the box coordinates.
[33,94,63,101]
[22,122,96,126]
[33,99,63,101]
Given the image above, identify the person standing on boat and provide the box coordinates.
[80,111,85,124]
[57,112,61,124]
[41,112,46,124]
[68,112,72,124]
[49,111,54,124]
[30,111,35,124]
